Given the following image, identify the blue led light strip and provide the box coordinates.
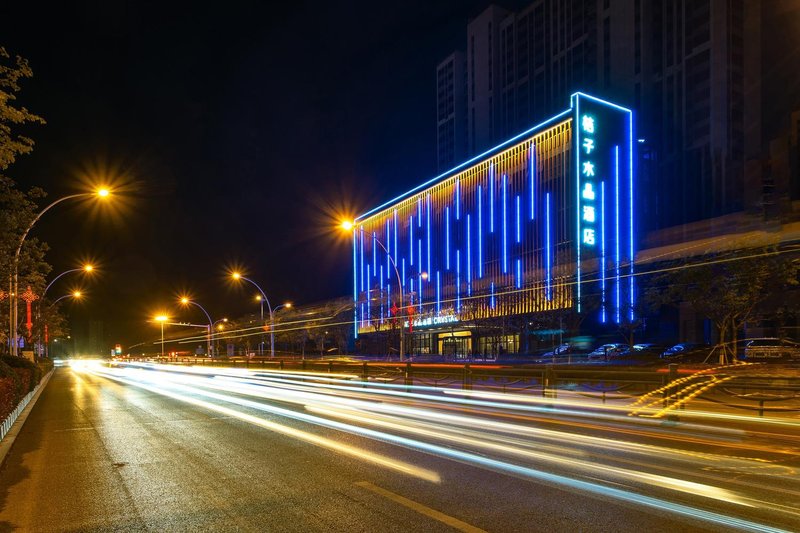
[530,143,536,220]
[516,258,521,289]
[401,258,406,287]
[386,218,390,279]
[426,194,431,276]
[615,145,620,324]
[445,206,450,270]
[575,95,581,312]
[490,282,496,309]
[359,227,364,292]
[490,164,495,233]
[546,193,552,302]
[466,214,472,295]
[455,179,460,220]
[418,272,423,311]
[478,185,483,277]
[502,174,508,273]
[629,112,635,321]
[393,209,398,269]
[417,239,422,280]
[601,181,606,323]
[372,232,377,276]
[516,195,521,243]
[353,228,358,337]
[436,271,441,313]
[456,249,461,310]
[409,216,413,266]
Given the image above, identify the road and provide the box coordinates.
[0,362,797,532]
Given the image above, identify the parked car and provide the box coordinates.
[744,338,800,361]
[587,343,627,359]
[660,343,714,363]
[619,343,669,358]
[540,343,573,358]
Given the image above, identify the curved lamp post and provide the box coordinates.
[179,297,213,357]
[38,264,94,357]
[340,221,426,360]
[212,317,228,357]
[9,189,109,356]
[231,272,287,358]
[48,290,82,308]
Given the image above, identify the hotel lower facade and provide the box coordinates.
[352,93,636,357]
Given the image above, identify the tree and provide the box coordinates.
[0,47,48,354]
[650,245,799,363]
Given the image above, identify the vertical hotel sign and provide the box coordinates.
[571,93,634,320]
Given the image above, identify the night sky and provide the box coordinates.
[1,1,499,348]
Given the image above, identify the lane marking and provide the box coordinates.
[355,481,487,533]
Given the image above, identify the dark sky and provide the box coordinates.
[1,0,495,348]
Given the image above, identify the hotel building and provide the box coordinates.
[352,93,635,357]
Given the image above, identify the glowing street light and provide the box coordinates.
[212,318,228,356]
[38,263,96,358]
[9,188,111,357]
[178,296,214,357]
[230,271,286,357]
[338,220,425,360]
[153,314,169,358]
[49,291,83,307]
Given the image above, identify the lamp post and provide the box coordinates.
[154,315,169,358]
[9,189,109,357]
[231,272,287,358]
[340,221,425,361]
[38,264,94,358]
[212,318,228,357]
[48,291,82,308]
[179,297,213,357]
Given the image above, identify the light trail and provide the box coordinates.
[75,361,799,532]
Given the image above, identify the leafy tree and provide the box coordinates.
[0,46,50,354]
[650,245,799,363]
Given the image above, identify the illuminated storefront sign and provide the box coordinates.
[404,314,459,329]
[572,93,634,322]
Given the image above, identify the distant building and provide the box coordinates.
[440,1,800,231]
[436,52,467,172]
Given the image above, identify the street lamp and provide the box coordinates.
[38,264,95,357]
[212,318,228,357]
[153,314,169,358]
[231,271,286,358]
[8,189,110,356]
[340,220,425,361]
[48,290,83,307]
[179,297,213,357]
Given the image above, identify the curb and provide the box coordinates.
[0,369,54,468]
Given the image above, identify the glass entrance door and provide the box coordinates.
[438,331,472,359]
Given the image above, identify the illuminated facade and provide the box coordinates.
[353,93,635,356]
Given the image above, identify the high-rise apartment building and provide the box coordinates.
[436,52,467,171]
[437,1,782,231]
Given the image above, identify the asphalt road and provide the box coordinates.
[0,364,797,532]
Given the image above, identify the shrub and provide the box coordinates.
[1,356,41,393]
[0,360,23,421]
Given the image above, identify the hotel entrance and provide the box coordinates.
[438,330,472,359]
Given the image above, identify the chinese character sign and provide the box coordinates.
[571,92,635,321]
